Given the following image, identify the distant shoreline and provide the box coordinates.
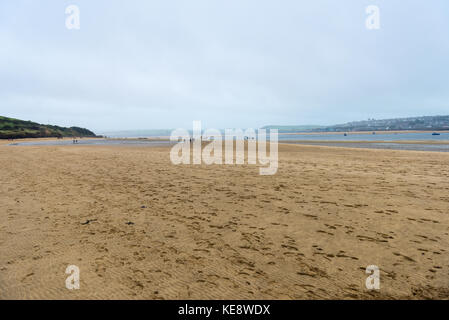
[280,130,449,135]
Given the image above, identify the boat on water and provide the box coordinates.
[432,132,441,136]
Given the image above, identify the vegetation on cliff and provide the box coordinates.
[0,116,96,139]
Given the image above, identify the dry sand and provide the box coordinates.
[0,141,448,299]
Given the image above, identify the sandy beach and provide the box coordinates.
[1,141,448,299]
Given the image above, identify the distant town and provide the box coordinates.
[264,115,449,133]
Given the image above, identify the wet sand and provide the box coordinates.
[9,138,449,152]
[1,141,448,299]
[284,141,449,152]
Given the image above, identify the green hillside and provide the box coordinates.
[0,116,96,139]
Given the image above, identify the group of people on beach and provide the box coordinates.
[182,136,256,142]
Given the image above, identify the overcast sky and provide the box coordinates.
[0,0,448,132]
